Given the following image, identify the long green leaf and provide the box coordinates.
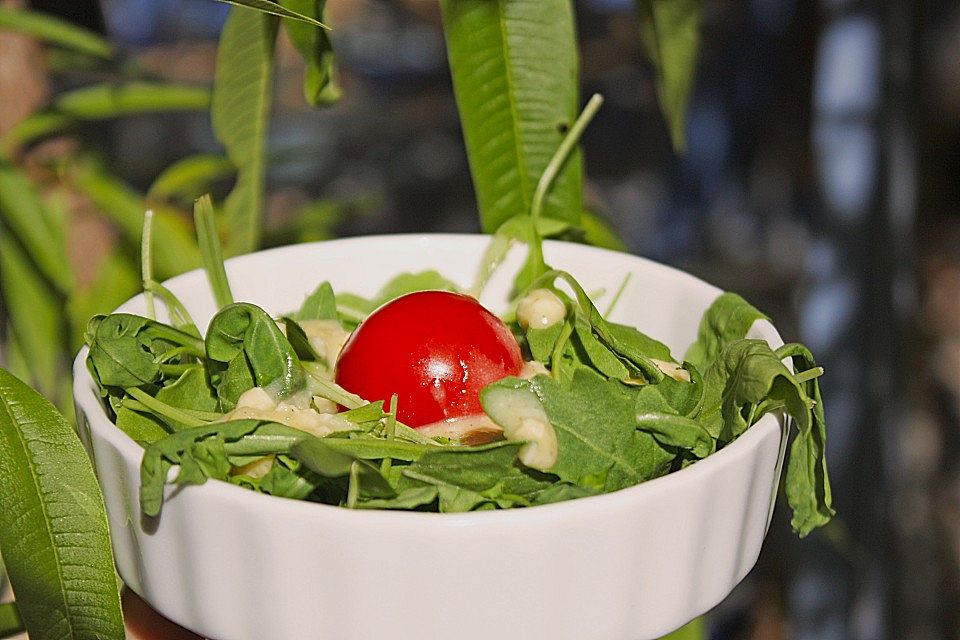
[0,164,74,293]
[1,83,210,150]
[0,232,63,399]
[67,158,201,279]
[147,153,235,204]
[0,113,70,156]
[440,0,583,232]
[214,0,328,27]
[636,0,701,151]
[279,0,340,106]
[212,7,279,255]
[0,6,114,58]
[54,82,211,118]
[0,368,125,640]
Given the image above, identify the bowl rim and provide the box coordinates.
[73,233,786,527]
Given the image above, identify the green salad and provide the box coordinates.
[85,212,833,537]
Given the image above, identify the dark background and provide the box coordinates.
[3,0,960,637]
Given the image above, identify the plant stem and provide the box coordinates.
[530,93,604,227]
[141,210,156,320]
[125,387,213,427]
[346,460,360,508]
[194,194,234,309]
[793,367,825,385]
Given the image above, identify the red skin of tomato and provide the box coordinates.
[334,290,523,428]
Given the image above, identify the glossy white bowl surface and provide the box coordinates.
[73,235,788,640]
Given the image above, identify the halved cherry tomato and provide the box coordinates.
[335,291,523,427]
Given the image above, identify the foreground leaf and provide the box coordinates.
[213,7,279,255]
[0,368,125,640]
[684,292,768,372]
[440,0,583,232]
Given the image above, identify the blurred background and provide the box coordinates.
[1,0,958,638]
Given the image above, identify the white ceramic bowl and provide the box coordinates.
[73,235,788,640]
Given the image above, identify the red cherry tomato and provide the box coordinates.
[335,290,523,427]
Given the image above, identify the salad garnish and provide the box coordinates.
[84,96,833,536]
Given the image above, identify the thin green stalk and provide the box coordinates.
[143,323,206,357]
[193,195,234,308]
[303,364,365,409]
[550,321,574,381]
[530,93,604,227]
[153,345,199,364]
[793,367,825,385]
[522,93,605,288]
[604,272,632,317]
[125,388,212,428]
[380,394,398,476]
[143,279,198,330]
[346,460,360,508]
[158,363,197,378]
[141,210,156,320]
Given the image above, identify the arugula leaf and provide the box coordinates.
[296,281,338,321]
[525,369,675,491]
[290,436,395,499]
[86,314,204,389]
[114,406,170,444]
[698,339,833,536]
[205,302,306,406]
[776,343,834,537]
[530,270,670,382]
[0,368,125,640]
[281,316,326,364]
[373,270,460,305]
[141,419,308,515]
[257,456,320,499]
[685,292,768,372]
[527,322,565,364]
[399,441,522,494]
[355,486,439,511]
[334,270,459,327]
[155,365,221,429]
